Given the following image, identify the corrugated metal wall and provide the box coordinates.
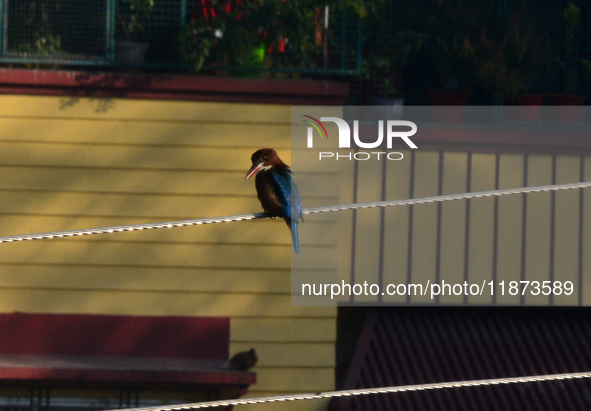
[333,307,591,411]
[338,149,590,305]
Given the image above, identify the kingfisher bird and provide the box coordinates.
[245,148,303,253]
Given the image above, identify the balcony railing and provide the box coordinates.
[0,0,361,75]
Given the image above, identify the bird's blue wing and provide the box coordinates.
[270,168,302,222]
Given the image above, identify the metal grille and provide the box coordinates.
[1,1,588,100]
[123,0,184,66]
[349,0,591,104]
[179,0,361,75]
[3,0,108,62]
[0,0,361,74]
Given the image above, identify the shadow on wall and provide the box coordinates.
[58,72,173,113]
[0,100,293,316]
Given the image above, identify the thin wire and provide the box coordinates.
[1,181,590,243]
[110,371,591,410]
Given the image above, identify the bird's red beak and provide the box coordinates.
[245,162,264,180]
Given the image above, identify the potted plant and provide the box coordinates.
[115,0,154,65]
[427,23,473,122]
[543,3,585,122]
[470,2,550,120]
[17,28,65,69]
[427,0,487,107]
[363,30,424,106]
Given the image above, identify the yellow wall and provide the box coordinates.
[0,95,335,410]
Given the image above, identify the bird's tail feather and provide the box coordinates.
[291,221,300,254]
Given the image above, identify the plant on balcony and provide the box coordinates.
[115,0,155,64]
[346,0,428,104]
[179,0,356,75]
[16,28,65,69]
[360,29,425,100]
[472,3,550,101]
[429,0,488,95]
[18,29,63,56]
[179,8,265,73]
[117,0,154,42]
[12,0,65,63]
[545,2,587,101]
[429,0,549,103]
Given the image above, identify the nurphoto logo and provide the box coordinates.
[303,115,418,161]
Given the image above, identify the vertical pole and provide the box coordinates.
[0,0,6,58]
[180,0,187,64]
[581,2,590,95]
[180,0,187,27]
[340,11,346,71]
[323,4,329,69]
[106,0,116,62]
[497,0,507,104]
[356,19,362,74]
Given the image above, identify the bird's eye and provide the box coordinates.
[263,156,267,161]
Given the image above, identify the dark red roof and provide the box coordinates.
[331,307,591,410]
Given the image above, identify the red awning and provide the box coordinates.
[0,312,254,387]
[0,354,254,385]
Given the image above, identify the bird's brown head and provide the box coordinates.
[245,148,285,179]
